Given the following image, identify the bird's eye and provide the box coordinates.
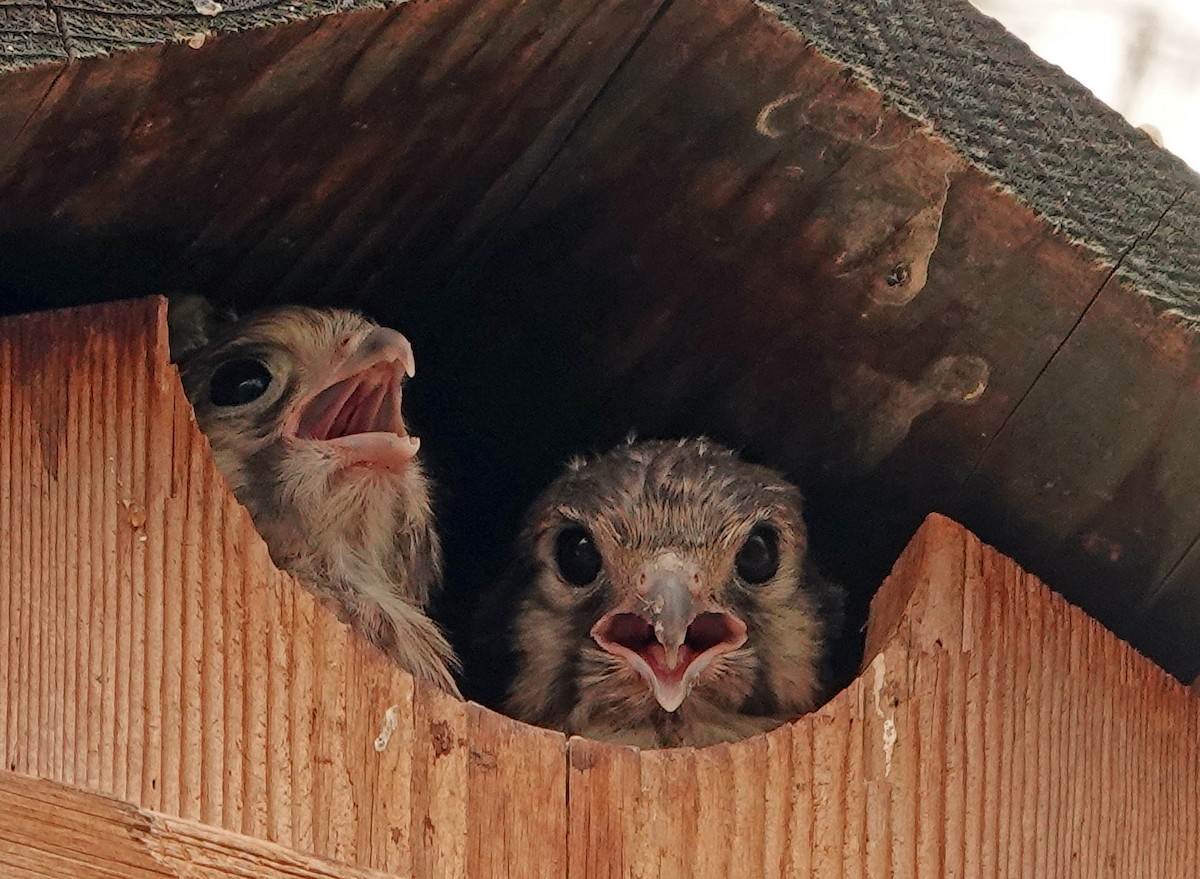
[736,526,779,584]
[209,358,273,407]
[554,527,602,586]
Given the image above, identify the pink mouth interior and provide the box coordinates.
[293,363,416,470]
[596,611,741,683]
[297,363,406,441]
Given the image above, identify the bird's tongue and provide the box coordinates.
[296,364,419,471]
[594,612,745,713]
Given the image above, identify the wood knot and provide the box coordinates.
[923,355,990,404]
[430,721,455,758]
[569,747,598,772]
[830,354,990,473]
[885,263,910,288]
[470,748,498,771]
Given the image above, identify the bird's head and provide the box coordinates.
[508,439,837,738]
[171,302,427,521]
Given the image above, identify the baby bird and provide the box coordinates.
[503,438,844,748]
[168,297,459,694]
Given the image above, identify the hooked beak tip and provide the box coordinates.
[653,685,687,713]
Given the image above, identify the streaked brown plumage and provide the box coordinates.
[168,296,459,694]
[503,438,844,748]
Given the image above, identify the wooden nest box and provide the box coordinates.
[3,0,1200,875]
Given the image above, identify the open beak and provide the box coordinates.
[591,560,747,712]
[285,326,421,472]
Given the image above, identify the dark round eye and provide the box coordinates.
[554,527,602,586]
[736,526,779,584]
[209,358,273,407]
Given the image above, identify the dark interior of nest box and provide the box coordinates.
[5,0,1200,696]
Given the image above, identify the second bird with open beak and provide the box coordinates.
[170,299,458,694]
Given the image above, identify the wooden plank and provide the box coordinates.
[950,179,1200,672]
[632,747,697,879]
[0,61,63,174]
[0,0,668,313]
[465,705,567,879]
[565,736,639,879]
[561,513,1200,875]
[0,770,396,879]
[0,298,464,876]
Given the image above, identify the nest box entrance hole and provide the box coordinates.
[7,0,1200,699]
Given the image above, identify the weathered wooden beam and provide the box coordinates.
[0,770,396,879]
[0,0,668,310]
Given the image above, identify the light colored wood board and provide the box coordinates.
[410,683,469,879]
[362,672,417,875]
[465,704,567,879]
[631,746,698,879]
[0,298,452,874]
[555,511,1200,876]
[4,297,1200,875]
[565,736,639,879]
[910,513,1200,877]
[0,769,398,879]
[783,720,813,877]
[690,743,736,875]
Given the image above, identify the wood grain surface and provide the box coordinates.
[0,297,567,876]
[0,0,667,309]
[0,770,397,878]
[5,296,1197,877]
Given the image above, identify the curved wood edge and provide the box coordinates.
[565,513,1200,878]
[860,512,972,662]
[4,297,1199,878]
[0,296,568,877]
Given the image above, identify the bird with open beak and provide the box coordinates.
[169,296,458,694]
[502,438,844,748]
